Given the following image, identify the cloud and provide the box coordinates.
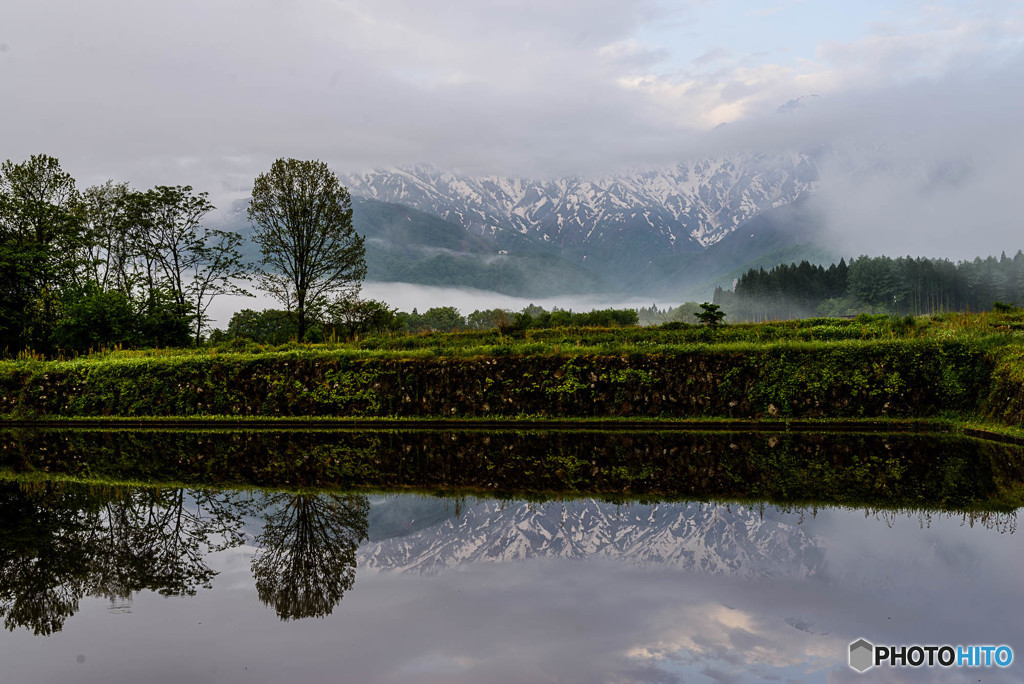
[745,6,785,18]
[3,0,1023,259]
[3,0,678,195]
[693,46,734,67]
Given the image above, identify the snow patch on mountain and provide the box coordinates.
[342,154,818,253]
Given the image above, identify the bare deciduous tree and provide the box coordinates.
[248,158,366,340]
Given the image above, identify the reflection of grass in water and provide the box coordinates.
[1,428,1022,513]
[0,430,1007,503]
[0,470,1017,533]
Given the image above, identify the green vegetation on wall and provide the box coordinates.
[1,309,1022,428]
[0,339,992,420]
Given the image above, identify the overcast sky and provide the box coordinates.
[4,0,1023,257]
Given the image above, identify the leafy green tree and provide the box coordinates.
[577,308,639,327]
[695,302,726,326]
[52,285,138,352]
[414,306,466,332]
[133,185,251,342]
[248,159,366,340]
[134,288,194,348]
[668,301,703,325]
[187,229,251,343]
[847,255,904,312]
[80,180,136,293]
[467,308,512,330]
[327,298,403,338]
[224,308,296,345]
[0,155,87,352]
[511,311,535,330]
[135,185,214,317]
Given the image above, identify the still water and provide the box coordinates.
[0,430,1021,683]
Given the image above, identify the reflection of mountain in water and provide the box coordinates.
[360,500,824,579]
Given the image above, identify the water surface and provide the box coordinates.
[0,430,1021,682]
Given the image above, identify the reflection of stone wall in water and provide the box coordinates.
[359,500,824,579]
[0,429,1019,508]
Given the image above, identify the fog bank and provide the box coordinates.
[204,281,681,329]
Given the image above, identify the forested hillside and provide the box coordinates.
[716,253,1024,321]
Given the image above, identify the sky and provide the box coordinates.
[3,0,1024,258]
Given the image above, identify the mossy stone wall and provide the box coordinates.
[0,340,992,419]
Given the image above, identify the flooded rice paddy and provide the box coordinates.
[0,428,1021,683]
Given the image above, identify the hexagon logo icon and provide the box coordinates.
[849,638,874,673]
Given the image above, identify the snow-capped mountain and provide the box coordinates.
[219,153,826,297]
[342,153,819,259]
[359,499,823,579]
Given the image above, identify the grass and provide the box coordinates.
[2,311,1022,511]
[0,310,1021,435]
[4,308,1023,368]
[0,413,961,430]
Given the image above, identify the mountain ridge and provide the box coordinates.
[216,153,831,300]
[339,154,827,296]
[341,153,818,253]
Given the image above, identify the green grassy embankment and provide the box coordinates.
[0,311,1022,435]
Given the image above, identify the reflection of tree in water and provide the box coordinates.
[0,481,248,635]
[251,494,369,620]
[0,482,96,635]
[867,507,1018,534]
[87,488,249,602]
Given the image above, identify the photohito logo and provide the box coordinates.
[849,638,1014,673]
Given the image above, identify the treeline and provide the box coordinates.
[635,302,708,326]
[715,253,1024,321]
[1,153,646,357]
[218,303,641,345]
[0,155,248,355]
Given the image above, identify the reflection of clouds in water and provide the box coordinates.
[814,508,1018,595]
[356,500,834,680]
[353,501,1024,683]
[383,564,849,683]
[2,494,1020,683]
[622,600,844,680]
